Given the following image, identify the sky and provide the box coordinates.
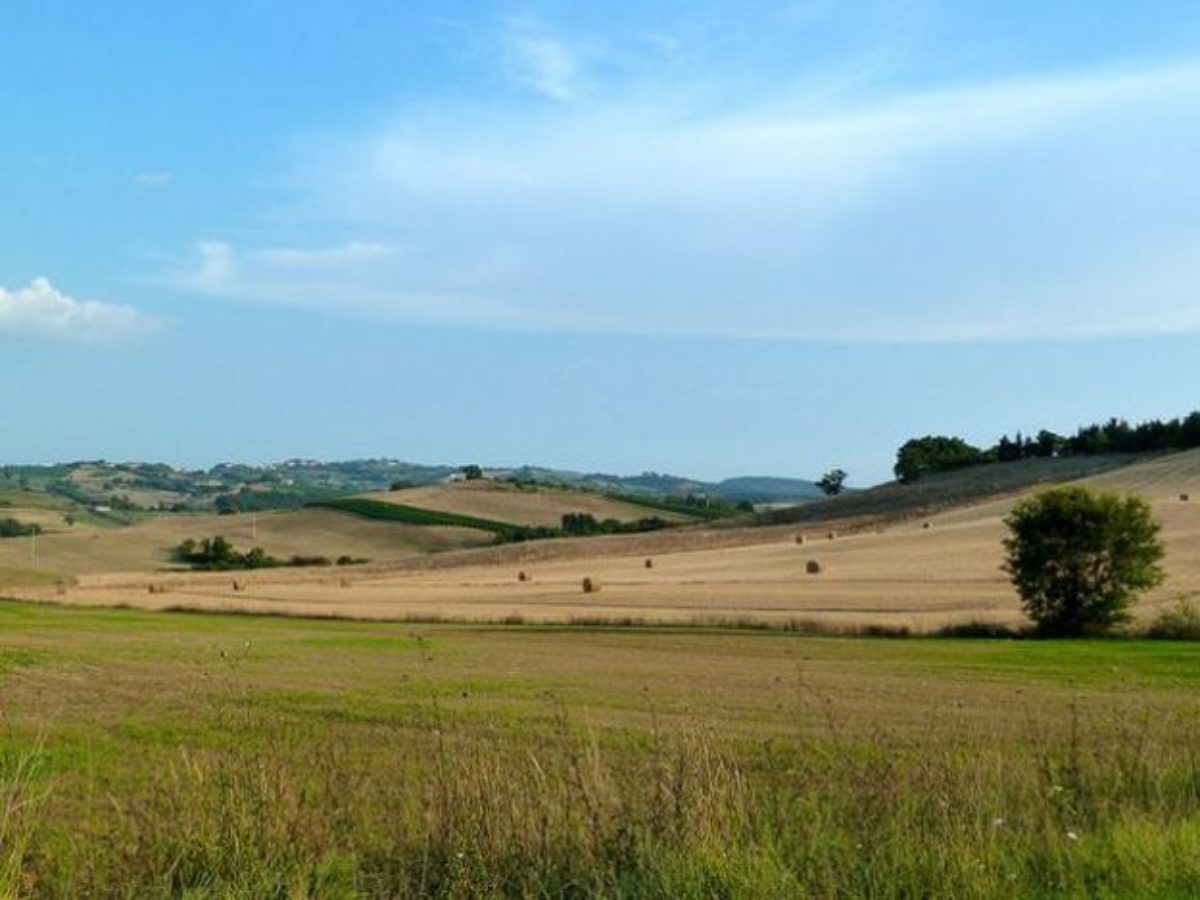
[2,1,1198,485]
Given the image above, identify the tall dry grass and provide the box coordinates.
[11,689,1200,898]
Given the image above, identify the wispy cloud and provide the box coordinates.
[251,241,392,268]
[134,171,173,188]
[0,278,148,341]
[162,240,507,323]
[165,56,1200,342]
[181,241,239,292]
[169,240,393,291]
[503,17,585,100]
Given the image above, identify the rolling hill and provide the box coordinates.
[0,458,823,517]
[359,480,699,529]
[31,449,1200,631]
[0,507,491,584]
[747,453,1143,529]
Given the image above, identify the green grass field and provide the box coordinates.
[599,491,739,521]
[317,497,518,535]
[0,598,1199,896]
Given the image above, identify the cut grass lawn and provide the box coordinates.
[2,598,1200,895]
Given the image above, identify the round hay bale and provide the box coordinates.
[1182,493,1191,502]
[517,570,530,582]
[826,532,836,541]
[794,534,806,545]
[922,521,932,530]
[805,560,822,575]
[582,576,601,594]
[644,558,654,569]
[232,580,245,592]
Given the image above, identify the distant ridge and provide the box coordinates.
[711,476,826,503]
[503,467,822,502]
[0,458,823,512]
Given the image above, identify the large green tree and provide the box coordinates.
[1003,486,1165,635]
[893,436,984,483]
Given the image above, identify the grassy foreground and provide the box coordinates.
[0,601,1199,896]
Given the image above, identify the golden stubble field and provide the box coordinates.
[0,507,491,579]
[370,479,695,527]
[20,450,1199,631]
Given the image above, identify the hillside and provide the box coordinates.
[747,453,1144,529]
[712,476,824,503]
[0,507,490,584]
[505,467,822,502]
[363,481,699,529]
[0,459,822,515]
[42,449,1198,630]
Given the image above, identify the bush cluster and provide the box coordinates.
[175,537,278,570]
[895,410,1200,482]
[559,512,672,537]
[0,518,41,539]
[174,537,367,571]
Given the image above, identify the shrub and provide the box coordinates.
[934,620,1023,639]
[561,512,599,535]
[174,536,255,570]
[1003,486,1165,635]
[1145,599,1200,640]
[0,518,41,539]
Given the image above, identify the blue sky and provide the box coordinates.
[2,2,1198,484]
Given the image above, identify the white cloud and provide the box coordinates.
[503,18,585,101]
[166,58,1200,342]
[0,278,148,341]
[134,171,173,188]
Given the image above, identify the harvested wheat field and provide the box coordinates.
[367,479,695,527]
[0,505,75,530]
[26,450,1200,632]
[0,507,490,581]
